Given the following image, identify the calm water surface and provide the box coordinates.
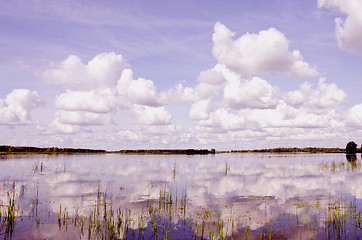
[0,153,361,239]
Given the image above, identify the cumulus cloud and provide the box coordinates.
[318,0,362,55]
[185,24,346,141]
[132,105,172,125]
[54,110,112,126]
[16,22,355,148]
[283,78,346,111]
[197,108,245,131]
[197,67,227,85]
[223,76,279,110]
[246,104,341,129]
[163,82,197,104]
[0,89,42,125]
[50,119,81,134]
[117,69,163,107]
[346,104,362,128]
[40,52,129,91]
[39,52,132,132]
[55,89,120,113]
[189,99,213,120]
[212,22,319,78]
[117,124,193,148]
[38,52,176,133]
[164,64,228,104]
[50,110,113,133]
[189,75,346,143]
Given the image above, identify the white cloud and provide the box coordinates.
[132,105,172,125]
[117,69,162,106]
[39,53,176,132]
[7,20,356,149]
[283,78,346,112]
[212,22,319,78]
[54,110,112,126]
[190,65,228,100]
[50,119,81,134]
[318,0,362,55]
[190,75,347,145]
[117,124,193,148]
[246,105,341,129]
[163,82,197,104]
[224,76,279,110]
[194,82,224,100]
[244,108,286,129]
[40,52,129,91]
[197,108,245,131]
[87,52,130,88]
[0,89,42,125]
[185,24,347,145]
[197,67,227,85]
[55,89,120,113]
[189,99,213,120]
[43,53,129,130]
[117,130,141,141]
[346,104,362,128]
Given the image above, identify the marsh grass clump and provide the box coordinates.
[5,195,16,237]
[0,185,18,240]
[319,160,361,171]
[322,198,362,239]
[7,179,362,240]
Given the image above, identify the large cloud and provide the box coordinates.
[212,22,319,78]
[223,76,279,110]
[188,69,346,145]
[55,89,120,113]
[39,52,174,133]
[54,110,112,126]
[40,52,129,91]
[346,104,362,128]
[197,67,227,85]
[132,105,172,125]
[198,108,245,131]
[13,22,357,148]
[163,83,197,104]
[40,52,130,133]
[117,69,163,107]
[189,99,213,121]
[245,103,342,129]
[283,78,347,112]
[117,124,193,148]
[163,65,228,104]
[183,23,349,146]
[318,0,362,55]
[0,89,42,125]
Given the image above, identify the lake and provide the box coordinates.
[0,152,361,239]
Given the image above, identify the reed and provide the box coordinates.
[5,180,362,240]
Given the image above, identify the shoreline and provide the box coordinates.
[0,145,216,155]
[1,145,361,155]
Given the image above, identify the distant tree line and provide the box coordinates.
[230,147,360,153]
[116,149,216,155]
[0,145,107,154]
[0,146,217,155]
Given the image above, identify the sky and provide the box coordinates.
[0,0,362,151]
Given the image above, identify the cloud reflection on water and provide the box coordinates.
[1,153,361,238]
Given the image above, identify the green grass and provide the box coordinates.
[3,182,362,240]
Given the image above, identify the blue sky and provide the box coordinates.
[0,0,362,150]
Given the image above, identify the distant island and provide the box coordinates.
[1,145,361,155]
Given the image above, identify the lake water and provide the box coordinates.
[1,152,362,239]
